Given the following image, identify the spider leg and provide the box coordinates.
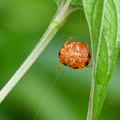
[83,65,93,68]
[64,36,76,46]
[57,62,62,72]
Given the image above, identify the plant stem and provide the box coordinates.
[0,0,80,104]
[0,21,59,103]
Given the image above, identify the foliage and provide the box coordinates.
[0,0,120,120]
[83,0,120,119]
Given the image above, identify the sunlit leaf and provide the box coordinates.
[83,0,120,119]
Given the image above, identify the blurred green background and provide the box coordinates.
[0,0,120,120]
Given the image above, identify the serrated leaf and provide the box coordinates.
[54,0,82,7]
[83,0,120,120]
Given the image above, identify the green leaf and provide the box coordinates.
[71,0,82,6]
[83,0,120,120]
[54,0,82,7]
[54,0,61,6]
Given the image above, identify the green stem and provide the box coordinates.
[0,0,80,104]
[0,21,59,103]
